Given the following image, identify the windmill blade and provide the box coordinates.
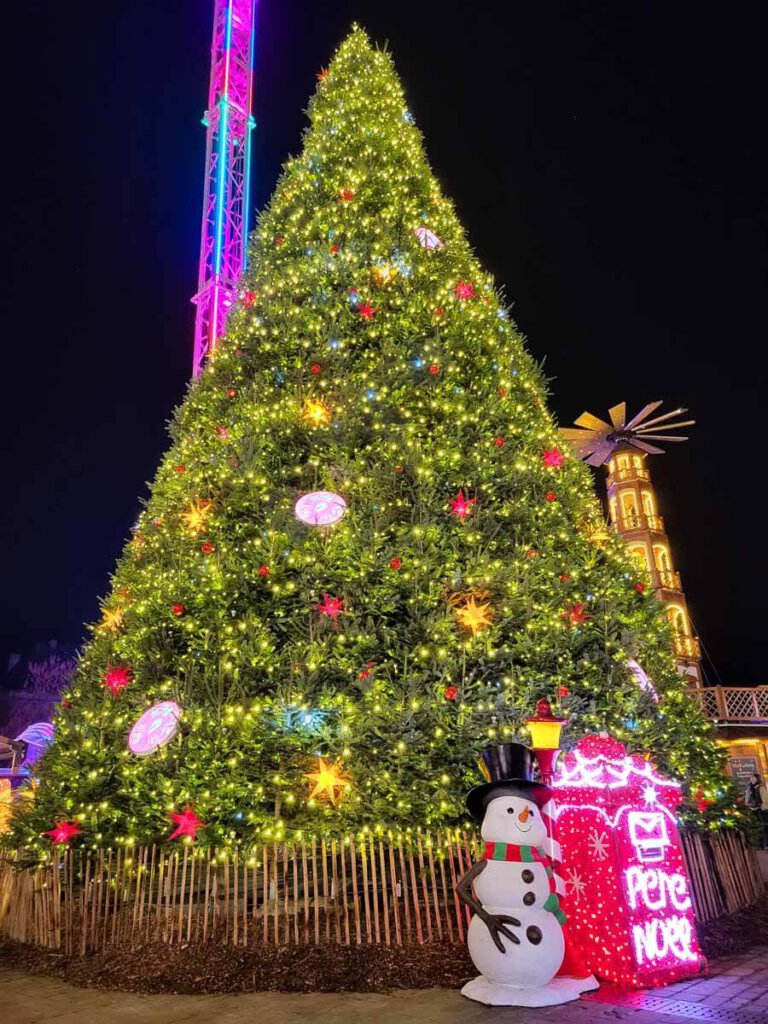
[559,427,599,443]
[629,439,666,455]
[625,401,665,430]
[637,433,690,443]
[634,407,692,430]
[636,420,695,436]
[585,441,616,466]
[574,411,612,432]
[608,402,627,429]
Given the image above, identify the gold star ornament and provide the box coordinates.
[301,398,332,427]
[455,595,494,636]
[181,499,214,535]
[305,757,351,805]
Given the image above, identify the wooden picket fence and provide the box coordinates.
[0,831,479,954]
[680,829,764,922]
[0,829,762,954]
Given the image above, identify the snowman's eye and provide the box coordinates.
[506,807,515,814]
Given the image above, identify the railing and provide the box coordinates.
[1,829,760,953]
[686,686,768,722]
[673,635,701,659]
[608,466,650,483]
[617,512,665,533]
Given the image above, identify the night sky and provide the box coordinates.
[3,1,766,685]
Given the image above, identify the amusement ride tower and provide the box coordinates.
[192,0,257,378]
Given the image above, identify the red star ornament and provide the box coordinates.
[358,302,377,320]
[454,280,475,299]
[562,603,593,629]
[448,490,476,520]
[317,593,344,620]
[45,820,81,845]
[542,447,565,468]
[102,664,133,695]
[169,807,205,842]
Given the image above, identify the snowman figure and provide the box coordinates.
[457,742,588,1006]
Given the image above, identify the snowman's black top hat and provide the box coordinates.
[466,742,550,821]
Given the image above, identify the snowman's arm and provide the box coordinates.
[456,860,521,954]
[455,858,488,919]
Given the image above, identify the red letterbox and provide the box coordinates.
[553,734,706,988]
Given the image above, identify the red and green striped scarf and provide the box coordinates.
[482,842,567,925]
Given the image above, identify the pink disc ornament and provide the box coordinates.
[294,490,347,527]
[128,701,181,755]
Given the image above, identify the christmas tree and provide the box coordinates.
[11,28,732,852]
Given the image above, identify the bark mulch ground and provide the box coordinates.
[1,894,767,995]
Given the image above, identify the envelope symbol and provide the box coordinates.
[628,811,669,863]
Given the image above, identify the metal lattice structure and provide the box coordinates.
[192,0,257,378]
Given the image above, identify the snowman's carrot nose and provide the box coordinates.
[518,806,531,823]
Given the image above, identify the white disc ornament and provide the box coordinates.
[294,490,347,527]
[128,701,181,755]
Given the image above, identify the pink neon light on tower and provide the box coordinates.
[192,0,257,378]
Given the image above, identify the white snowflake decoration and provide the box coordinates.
[587,828,610,861]
[565,868,587,900]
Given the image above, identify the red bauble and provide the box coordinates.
[559,572,572,582]
[243,290,256,308]
[497,386,507,397]
[557,686,571,698]
[171,603,185,617]
[546,490,557,503]
[494,437,505,447]
[428,364,440,376]
[310,362,322,375]
[526,548,539,559]
[274,236,284,247]
[434,306,444,318]
[258,565,270,578]
[389,557,402,570]
[444,685,458,701]
[395,465,404,474]
[341,188,355,202]
[330,243,340,254]
[176,464,186,474]
[201,542,214,555]
[227,387,237,399]
[634,581,646,594]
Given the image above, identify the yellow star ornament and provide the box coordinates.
[97,606,125,633]
[301,399,332,427]
[181,499,214,535]
[455,595,494,636]
[305,757,351,805]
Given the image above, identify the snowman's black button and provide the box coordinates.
[523,891,536,906]
[521,869,535,883]
[526,925,542,945]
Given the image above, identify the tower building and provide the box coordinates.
[561,402,702,686]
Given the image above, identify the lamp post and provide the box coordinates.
[525,698,567,785]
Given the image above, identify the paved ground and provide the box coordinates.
[3,948,768,1024]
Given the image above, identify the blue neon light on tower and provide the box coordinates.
[192,0,257,379]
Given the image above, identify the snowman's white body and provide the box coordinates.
[462,792,586,1007]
